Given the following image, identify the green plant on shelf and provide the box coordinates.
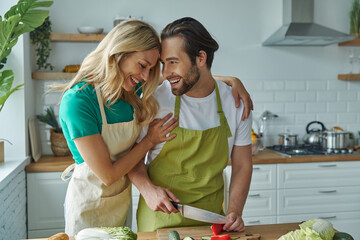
[350,0,360,36]
[30,16,55,70]
[37,106,62,133]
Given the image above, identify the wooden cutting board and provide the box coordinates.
[156,226,260,240]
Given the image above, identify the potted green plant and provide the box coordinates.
[37,106,70,156]
[0,0,53,162]
[30,16,55,70]
[350,0,360,37]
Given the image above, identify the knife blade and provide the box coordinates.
[172,202,232,224]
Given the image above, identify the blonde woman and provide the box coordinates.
[59,20,178,236]
[58,19,252,236]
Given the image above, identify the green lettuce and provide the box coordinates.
[278,219,335,240]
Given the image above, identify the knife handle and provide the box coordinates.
[171,201,179,209]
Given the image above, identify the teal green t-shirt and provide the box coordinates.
[59,82,141,164]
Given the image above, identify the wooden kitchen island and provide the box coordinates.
[28,222,300,240]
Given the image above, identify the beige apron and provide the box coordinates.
[61,87,140,236]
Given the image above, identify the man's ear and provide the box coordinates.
[196,50,207,67]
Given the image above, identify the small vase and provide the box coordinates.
[50,128,71,156]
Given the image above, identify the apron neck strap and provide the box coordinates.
[95,86,108,124]
[174,80,232,137]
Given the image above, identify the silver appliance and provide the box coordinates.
[267,144,358,157]
[263,0,355,46]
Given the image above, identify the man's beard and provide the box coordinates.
[171,65,200,96]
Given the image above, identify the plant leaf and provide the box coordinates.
[0,69,24,111]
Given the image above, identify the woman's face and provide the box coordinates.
[119,49,159,92]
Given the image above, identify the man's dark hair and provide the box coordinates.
[161,17,219,69]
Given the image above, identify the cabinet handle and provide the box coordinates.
[253,167,260,170]
[318,164,337,168]
[248,193,261,197]
[319,216,337,219]
[318,190,337,193]
[247,220,261,224]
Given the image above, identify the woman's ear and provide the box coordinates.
[196,50,207,67]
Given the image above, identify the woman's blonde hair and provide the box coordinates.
[56,20,160,125]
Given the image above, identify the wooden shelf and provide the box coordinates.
[50,33,106,42]
[32,72,76,80]
[338,74,360,80]
[338,37,360,46]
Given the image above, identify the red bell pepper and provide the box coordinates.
[210,234,231,240]
[211,223,225,236]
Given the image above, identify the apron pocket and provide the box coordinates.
[98,185,132,227]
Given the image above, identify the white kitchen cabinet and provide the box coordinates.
[223,164,277,225]
[278,186,360,215]
[27,172,68,238]
[278,161,360,189]
[277,161,360,238]
[224,160,360,235]
[131,185,140,232]
[28,172,140,237]
[244,216,277,226]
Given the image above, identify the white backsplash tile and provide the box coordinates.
[286,81,306,90]
[306,102,327,113]
[306,80,327,91]
[264,81,284,91]
[285,103,306,113]
[338,91,357,101]
[317,91,337,102]
[296,91,316,102]
[327,102,346,112]
[274,91,295,102]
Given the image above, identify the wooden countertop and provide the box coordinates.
[27,222,300,240]
[26,155,74,172]
[26,149,360,172]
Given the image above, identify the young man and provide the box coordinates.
[128,17,253,232]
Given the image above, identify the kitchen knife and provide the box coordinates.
[172,202,232,224]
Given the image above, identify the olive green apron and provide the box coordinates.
[137,81,232,232]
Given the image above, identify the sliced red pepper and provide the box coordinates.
[210,234,231,240]
[211,223,225,236]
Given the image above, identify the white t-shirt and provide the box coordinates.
[138,80,252,165]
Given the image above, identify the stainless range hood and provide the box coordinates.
[263,0,355,46]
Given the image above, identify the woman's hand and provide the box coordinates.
[231,78,253,120]
[145,113,178,145]
[215,76,253,120]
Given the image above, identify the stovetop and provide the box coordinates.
[266,144,357,157]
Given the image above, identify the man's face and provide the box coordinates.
[160,36,200,96]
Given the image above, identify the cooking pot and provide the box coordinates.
[321,130,354,150]
[303,121,326,145]
[278,133,298,147]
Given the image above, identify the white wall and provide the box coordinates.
[5,0,356,154]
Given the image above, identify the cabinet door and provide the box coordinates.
[224,164,276,191]
[278,161,360,189]
[243,216,277,226]
[243,190,277,217]
[27,172,68,232]
[278,211,360,240]
[278,186,360,215]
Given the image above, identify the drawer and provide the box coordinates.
[278,211,360,240]
[243,216,277,226]
[278,161,360,189]
[223,164,276,191]
[243,190,277,217]
[278,186,360,215]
